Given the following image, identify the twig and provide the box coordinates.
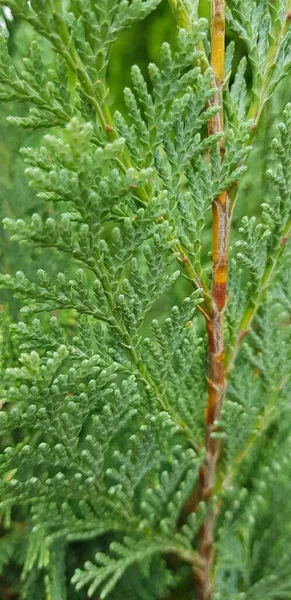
[194,2,228,599]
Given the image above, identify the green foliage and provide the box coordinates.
[0,1,291,600]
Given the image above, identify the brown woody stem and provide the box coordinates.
[194,2,227,599]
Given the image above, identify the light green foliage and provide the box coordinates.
[227,0,291,117]
[0,1,291,600]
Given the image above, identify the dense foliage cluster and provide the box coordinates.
[0,1,291,599]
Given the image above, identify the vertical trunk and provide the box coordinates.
[194,2,228,599]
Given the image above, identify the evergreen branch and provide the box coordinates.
[131,354,201,451]
[191,5,291,584]
[226,220,291,375]
[167,0,192,30]
[72,538,203,598]
[89,263,201,451]
[35,1,212,311]
[1,1,212,313]
[1,2,291,599]
[218,374,289,494]
[168,0,210,71]
[220,8,291,373]
[247,2,291,125]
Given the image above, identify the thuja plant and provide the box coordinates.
[0,1,291,599]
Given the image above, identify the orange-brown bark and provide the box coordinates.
[194,2,228,599]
